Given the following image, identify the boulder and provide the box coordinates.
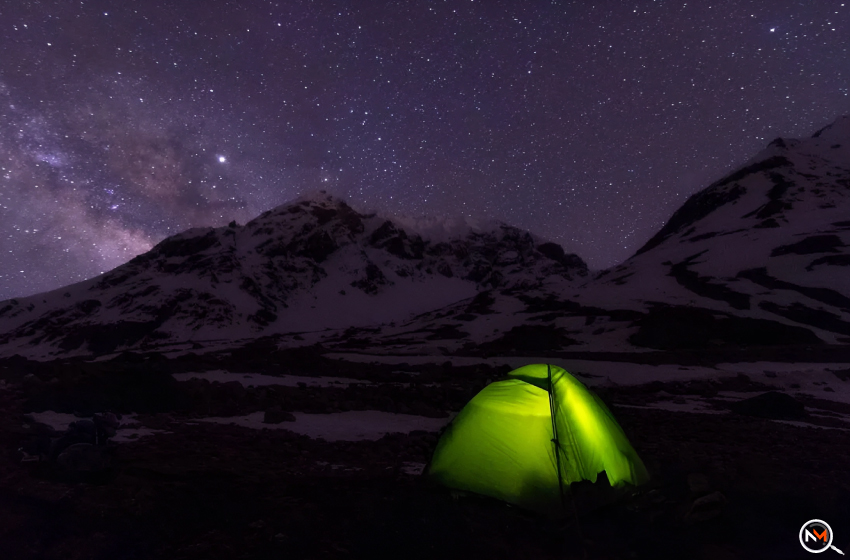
[22,374,43,388]
[22,414,58,435]
[729,391,806,420]
[56,443,110,473]
[687,473,711,497]
[263,409,296,424]
[684,491,727,524]
[93,412,121,439]
[219,380,246,400]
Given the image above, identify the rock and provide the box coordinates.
[33,423,57,436]
[73,406,97,418]
[729,391,806,420]
[22,374,43,387]
[144,413,173,430]
[687,473,711,497]
[19,431,53,460]
[220,380,246,400]
[94,412,120,438]
[70,419,97,438]
[263,409,296,424]
[684,491,727,523]
[56,443,110,473]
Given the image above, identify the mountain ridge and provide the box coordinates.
[2,116,850,359]
[313,116,850,356]
[0,191,588,358]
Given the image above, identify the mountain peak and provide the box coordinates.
[811,114,850,142]
[0,187,588,357]
[293,189,344,206]
[634,116,850,258]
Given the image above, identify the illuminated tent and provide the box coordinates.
[427,364,649,514]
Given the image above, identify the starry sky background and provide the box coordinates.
[1,0,848,300]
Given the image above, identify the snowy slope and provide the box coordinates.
[2,117,849,360]
[0,192,587,358]
[327,116,850,355]
[580,115,850,347]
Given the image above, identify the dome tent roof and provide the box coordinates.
[427,364,649,514]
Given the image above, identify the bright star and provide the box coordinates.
[770,27,775,32]
[218,155,226,163]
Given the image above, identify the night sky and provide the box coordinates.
[1,1,848,300]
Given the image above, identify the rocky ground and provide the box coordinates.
[1,347,849,559]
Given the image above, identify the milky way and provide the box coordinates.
[1,0,848,300]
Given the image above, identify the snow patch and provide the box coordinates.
[112,427,168,442]
[715,362,850,404]
[172,370,371,387]
[772,420,850,432]
[26,411,77,432]
[618,401,729,415]
[401,462,426,475]
[25,411,167,441]
[196,410,453,441]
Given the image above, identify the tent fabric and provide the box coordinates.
[427,364,649,513]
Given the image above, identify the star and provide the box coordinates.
[0,0,847,301]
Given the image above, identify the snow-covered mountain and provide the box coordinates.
[328,116,850,356]
[2,117,849,359]
[581,115,850,348]
[0,192,587,358]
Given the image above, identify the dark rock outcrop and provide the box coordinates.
[729,391,807,420]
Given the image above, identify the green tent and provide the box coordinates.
[427,364,649,514]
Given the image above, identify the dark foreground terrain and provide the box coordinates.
[1,347,849,560]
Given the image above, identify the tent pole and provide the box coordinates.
[547,364,567,513]
[549,364,586,558]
